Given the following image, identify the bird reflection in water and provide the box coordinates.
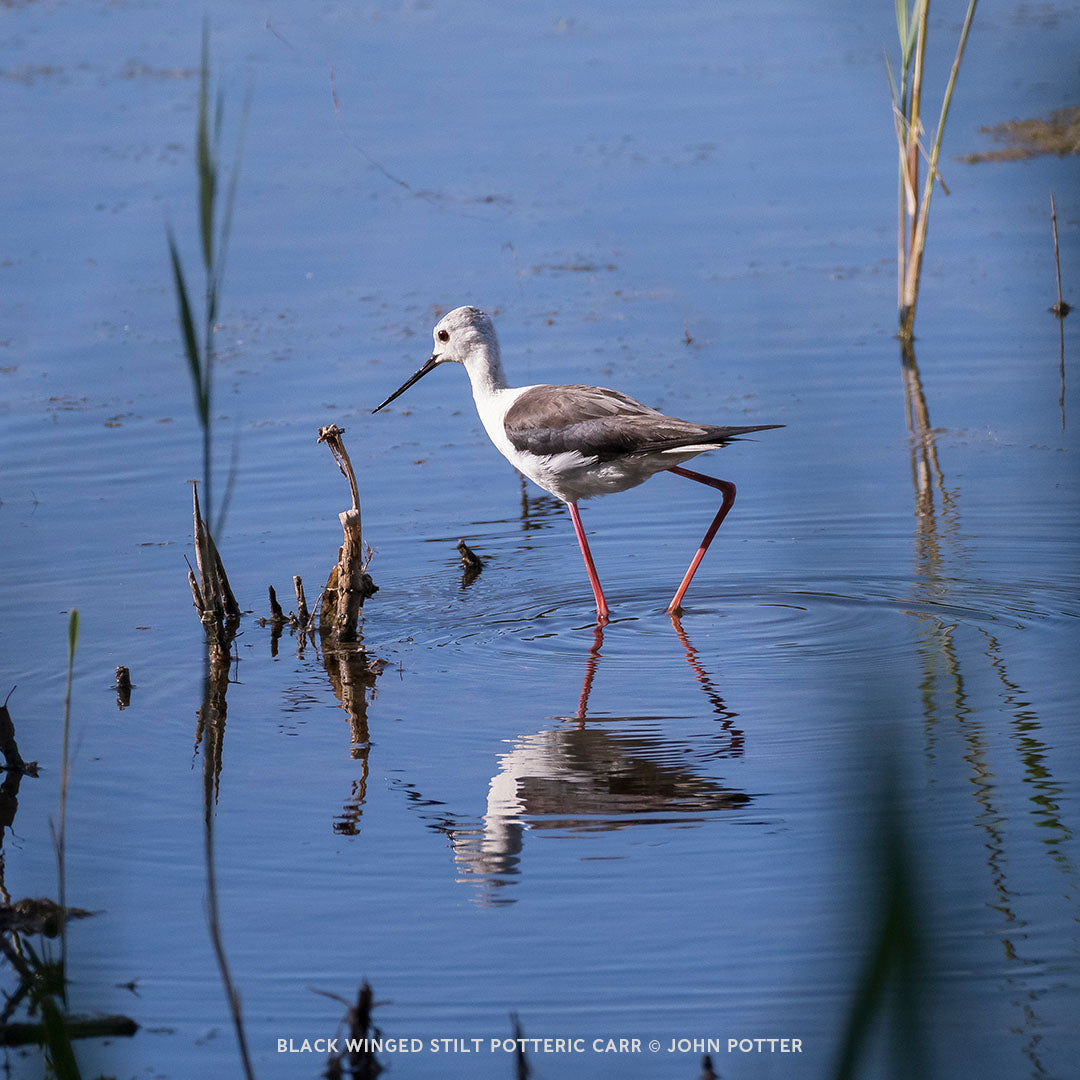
[426,618,750,904]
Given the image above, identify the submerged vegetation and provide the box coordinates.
[962,105,1080,163]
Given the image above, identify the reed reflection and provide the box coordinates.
[900,341,1074,1075]
[901,342,959,573]
[192,644,234,807]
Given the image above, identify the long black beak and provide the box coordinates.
[372,355,440,413]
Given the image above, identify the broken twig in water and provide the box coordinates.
[0,1014,138,1047]
[457,538,484,587]
[318,425,377,642]
[1050,191,1071,319]
[260,579,314,667]
[188,480,240,662]
[457,538,483,571]
[1,692,37,850]
[0,899,93,940]
[321,424,362,513]
[1050,192,1069,430]
[294,575,309,628]
[315,981,383,1079]
[0,689,36,777]
[266,584,287,626]
[114,666,132,710]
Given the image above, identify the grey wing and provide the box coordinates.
[503,385,714,460]
[504,385,781,460]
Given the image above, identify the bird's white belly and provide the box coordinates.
[514,446,709,503]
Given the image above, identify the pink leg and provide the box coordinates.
[568,502,610,622]
[666,465,737,614]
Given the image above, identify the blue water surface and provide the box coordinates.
[2,1,1078,1078]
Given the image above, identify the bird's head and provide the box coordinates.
[372,306,499,413]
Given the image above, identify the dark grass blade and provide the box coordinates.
[197,21,216,274]
[167,230,209,426]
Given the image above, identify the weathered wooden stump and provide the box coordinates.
[187,481,240,665]
[317,425,377,643]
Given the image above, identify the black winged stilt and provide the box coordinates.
[373,306,781,620]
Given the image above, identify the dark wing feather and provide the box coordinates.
[635,423,785,453]
[504,385,782,460]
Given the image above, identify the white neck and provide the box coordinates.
[463,340,509,401]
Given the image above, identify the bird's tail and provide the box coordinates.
[640,423,784,454]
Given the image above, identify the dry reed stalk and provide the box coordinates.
[892,0,979,340]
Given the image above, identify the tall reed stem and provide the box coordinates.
[168,21,248,535]
[892,0,979,340]
[167,23,254,1078]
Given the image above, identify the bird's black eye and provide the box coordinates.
[437,329,450,343]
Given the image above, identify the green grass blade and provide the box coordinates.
[926,0,980,176]
[898,0,925,72]
[167,231,209,425]
[198,22,216,274]
[206,281,218,336]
